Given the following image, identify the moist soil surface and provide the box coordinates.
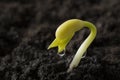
[0,0,120,80]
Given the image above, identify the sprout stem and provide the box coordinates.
[67,21,97,72]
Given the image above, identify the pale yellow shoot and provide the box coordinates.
[48,19,97,72]
[48,19,84,53]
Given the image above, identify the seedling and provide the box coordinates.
[48,19,97,72]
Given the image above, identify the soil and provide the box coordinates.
[0,0,120,80]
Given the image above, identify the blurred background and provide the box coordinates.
[0,0,120,80]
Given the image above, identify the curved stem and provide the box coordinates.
[67,21,97,72]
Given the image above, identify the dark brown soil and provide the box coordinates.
[0,0,120,80]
